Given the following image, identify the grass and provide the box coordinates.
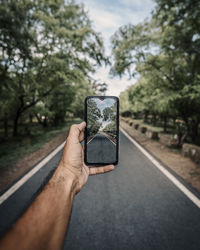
[128,119,164,133]
[0,118,81,170]
[127,118,179,134]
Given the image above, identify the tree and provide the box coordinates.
[0,0,108,136]
[102,102,117,142]
[103,102,117,122]
[119,89,133,117]
[69,80,95,119]
[91,81,108,96]
[153,0,200,142]
[102,121,117,143]
[111,0,200,144]
[0,0,36,136]
[87,98,102,137]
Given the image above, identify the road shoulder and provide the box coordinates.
[120,120,200,194]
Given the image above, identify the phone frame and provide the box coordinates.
[84,96,119,166]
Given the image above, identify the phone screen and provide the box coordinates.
[84,96,119,166]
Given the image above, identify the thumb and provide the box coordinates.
[68,122,86,143]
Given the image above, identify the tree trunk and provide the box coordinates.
[143,111,149,123]
[190,120,199,144]
[34,113,42,125]
[4,115,8,138]
[173,117,176,127]
[180,131,188,146]
[13,111,20,136]
[34,113,48,128]
[163,116,168,133]
[134,112,138,119]
[152,114,157,125]
[29,114,33,123]
[43,117,47,128]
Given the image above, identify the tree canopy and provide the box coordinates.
[0,0,107,136]
[111,0,200,144]
[87,98,102,137]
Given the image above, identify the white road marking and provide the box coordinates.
[105,136,116,145]
[0,141,65,205]
[120,127,200,209]
[100,132,116,145]
[87,135,97,144]
[87,133,116,145]
[1,127,199,209]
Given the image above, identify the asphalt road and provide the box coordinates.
[64,131,200,250]
[87,133,116,164]
[0,131,200,250]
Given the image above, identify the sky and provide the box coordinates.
[92,97,115,129]
[94,97,115,111]
[77,0,156,96]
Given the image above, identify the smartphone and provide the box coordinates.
[84,96,119,166]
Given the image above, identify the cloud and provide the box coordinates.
[93,66,135,96]
[77,0,155,96]
[89,9,120,30]
[87,7,121,50]
[81,1,123,51]
[118,0,155,9]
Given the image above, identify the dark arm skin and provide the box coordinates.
[0,122,114,250]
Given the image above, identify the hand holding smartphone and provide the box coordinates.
[84,96,119,166]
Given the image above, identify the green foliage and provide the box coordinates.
[0,118,81,170]
[111,0,200,144]
[103,102,117,122]
[87,98,102,138]
[119,90,133,116]
[102,121,117,143]
[91,81,108,95]
[102,101,117,143]
[87,98,117,143]
[0,0,107,137]
[70,81,95,119]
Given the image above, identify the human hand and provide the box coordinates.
[59,122,115,194]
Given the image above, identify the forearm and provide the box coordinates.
[0,121,114,250]
[0,164,77,250]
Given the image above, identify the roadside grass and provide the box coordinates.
[0,118,81,170]
[126,118,175,134]
[125,117,200,146]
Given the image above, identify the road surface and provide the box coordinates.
[87,133,116,164]
[0,130,200,250]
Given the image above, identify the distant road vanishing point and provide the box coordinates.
[87,133,116,164]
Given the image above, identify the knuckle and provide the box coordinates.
[70,124,77,130]
[97,168,102,174]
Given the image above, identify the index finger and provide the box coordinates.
[89,165,115,176]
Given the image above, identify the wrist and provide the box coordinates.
[55,163,79,198]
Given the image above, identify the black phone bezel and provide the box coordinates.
[84,96,119,166]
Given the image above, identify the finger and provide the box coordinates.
[68,122,86,143]
[77,121,86,131]
[79,131,85,142]
[89,165,115,176]
[81,146,85,161]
